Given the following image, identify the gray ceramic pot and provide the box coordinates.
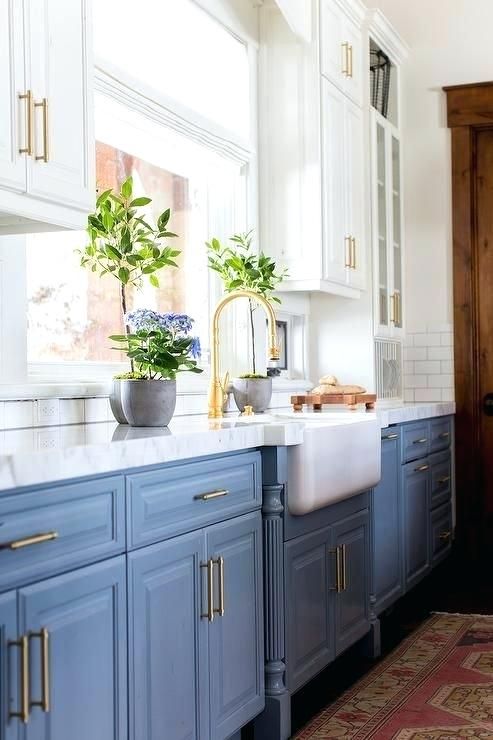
[109,379,128,424]
[120,379,177,427]
[232,377,272,413]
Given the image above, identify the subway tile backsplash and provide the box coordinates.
[404,323,455,403]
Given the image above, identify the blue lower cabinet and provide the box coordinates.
[18,556,127,740]
[0,591,18,740]
[128,531,207,740]
[372,430,404,614]
[207,512,264,740]
[431,503,453,565]
[331,510,370,657]
[403,460,431,590]
[285,528,333,692]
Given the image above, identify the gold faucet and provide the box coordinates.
[208,289,280,418]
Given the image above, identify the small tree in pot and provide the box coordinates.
[206,231,287,412]
[78,176,180,423]
[110,309,202,427]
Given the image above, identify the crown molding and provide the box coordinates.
[365,8,409,64]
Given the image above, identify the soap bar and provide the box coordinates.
[311,384,367,395]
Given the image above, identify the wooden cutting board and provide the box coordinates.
[291,392,377,412]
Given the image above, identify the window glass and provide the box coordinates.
[93,0,250,139]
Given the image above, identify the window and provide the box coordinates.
[22,0,256,383]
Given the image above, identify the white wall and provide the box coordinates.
[371,0,493,330]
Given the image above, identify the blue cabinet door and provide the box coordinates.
[0,591,18,740]
[19,557,127,740]
[372,430,403,614]
[284,528,333,692]
[403,460,431,590]
[207,512,264,740]
[331,510,370,657]
[128,531,208,740]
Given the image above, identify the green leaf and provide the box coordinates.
[130,196,152,207]
[96,189,112,207]
[149,274,159,288]
[118,267,130,284]
[121,176,133,199]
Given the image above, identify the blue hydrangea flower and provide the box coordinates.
[125,309,194,335]
[189,336,201,359]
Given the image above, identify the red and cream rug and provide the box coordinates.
[294,613,493,739]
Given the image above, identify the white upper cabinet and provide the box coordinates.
[320,0,364,107]
[0,0,94,233]
[259,0,367,298]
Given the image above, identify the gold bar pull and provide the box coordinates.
[415,464,430,473]
[439,531,451,541]
[412,438,428,445]
[18,90,33,155]
[34,98,49,162]
[348,44,353,78]
[29,628,50,713]
[344,236,352,268]
[341,544,347,591]
[390,293,396,324]
[438,475,451,484]
[351,237,357,269]
[194,489,229,502]
[9,635,29,723]
[0,531,58,551]
[201,560,214,622]
[341,42,349,75]
[439,432,450,439]
[382,433,399,440]
[395,293,401,326]
[213,556,225,617]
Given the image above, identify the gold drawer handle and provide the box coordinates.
[201,559,214,622]
[340,543,347,591]
[0,531,58,551]
[439,530,451,541]
[344,236,352,267]
[9,635,29,723]
[18,90,33,155]
[438,475,451,485]
[439,431,450,439]
[213,556,225,617]
[351,237,357,269]
[348,44,353,78]
[415,464,430,473]
[29,628,50,713]
[341,42,349,75]
[413,438,428,445]
[34,98,49,162]
[330,547,345,593]
[382,433,399,440]
[194,489,229,502]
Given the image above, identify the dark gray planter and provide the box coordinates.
[120,379,177,427]
[109,379,128,424]
[232,377,272,413]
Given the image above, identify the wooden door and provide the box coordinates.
[207,512,264,740]
[128,531,208,740]
[20,557,127,740]
[445,82,493,558]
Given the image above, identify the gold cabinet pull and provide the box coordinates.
[351,237,357,269]
[439,431,450,439]
[438,475,451,485]
[340,544,347,591]
[341,42,349,75]
[18,90,33,155]
[348,44,353,78]
[390,293,396,323]
[415,464,430,473]
[201,559,214,622]
[412,438,428,445]
[344,236,352,268]
[29,628,50,713]
[0,531,58,551]
[330,547,343,592]
[34,98,49,162]
[439,531,451,541]
[9,635,29,723]
[213,556,225,617]
[382,433,399,440]
[194,489,229,502]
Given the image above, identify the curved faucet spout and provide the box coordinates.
[208,290,280,418]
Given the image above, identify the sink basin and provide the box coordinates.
[277,411,381,515]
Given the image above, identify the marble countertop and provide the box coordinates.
[0,401,454,492]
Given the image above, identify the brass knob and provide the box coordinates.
[242,405,254,416]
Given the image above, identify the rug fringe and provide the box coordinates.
[431,610,492,618]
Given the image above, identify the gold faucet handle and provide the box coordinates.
[269,346,281,361]
[242,405,254,416]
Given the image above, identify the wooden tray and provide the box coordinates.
[291,393,377,412]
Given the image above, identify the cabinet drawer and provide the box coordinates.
[402,421,429,462]
[127,452,261,548]
[0,476,125,592]
[319,0,363,107]
[430,417,452,454]
[431,503,453,564]
[430,451,452,508]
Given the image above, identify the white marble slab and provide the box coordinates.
[0,402,455,492]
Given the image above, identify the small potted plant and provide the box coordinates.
[110,309,202,426]
[206,231,287,413]
[79,176,180,423]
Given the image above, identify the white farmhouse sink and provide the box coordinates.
[275,411,381,515]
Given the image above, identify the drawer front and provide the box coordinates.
[402,421,430,463]
[430,417,452,454]
[430,451,452,508]
[381,427,400,443]
[127,452,261,548]
[431,503,453,564]
[0,476,125,592]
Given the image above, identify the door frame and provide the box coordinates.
[444,81,493,557]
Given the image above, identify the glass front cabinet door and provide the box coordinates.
[371,108,404,338]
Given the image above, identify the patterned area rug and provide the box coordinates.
[294,613,493,739]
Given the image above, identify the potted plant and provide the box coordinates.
[110,309,202,426]
[206,231,287,413]
[78,176,180,423]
